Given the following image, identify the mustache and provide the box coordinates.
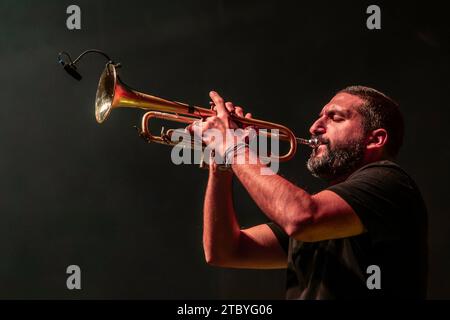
[311,136,330,146]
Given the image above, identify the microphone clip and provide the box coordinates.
[57,49,115,81]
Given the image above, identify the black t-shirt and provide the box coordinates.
[267,160,428,299]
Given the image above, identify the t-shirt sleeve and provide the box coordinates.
[326,164,417,243]
[266,222,289,254]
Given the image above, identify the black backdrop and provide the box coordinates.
[1,0,449,299]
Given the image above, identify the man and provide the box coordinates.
[191,86,428,299]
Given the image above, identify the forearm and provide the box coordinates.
[232,148,315,236]
[203,166,241,263]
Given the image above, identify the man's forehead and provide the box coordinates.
[319,92,364,115]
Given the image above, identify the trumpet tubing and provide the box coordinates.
[95,63,317,162]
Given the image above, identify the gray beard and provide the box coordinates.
[306,140,365,182]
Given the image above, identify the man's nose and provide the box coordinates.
[309,118,326,136]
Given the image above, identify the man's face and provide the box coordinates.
[307,92,367,181]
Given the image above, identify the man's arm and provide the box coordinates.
[203,165,287,269]
[232,149,365,242]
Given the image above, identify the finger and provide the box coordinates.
[225,102,235,113]
[245,112,252,119]
[185,122,194,133]
[187,119,202,134]
[209,91,227,117]
[201,117,218,130]
[234,106,244,117]
[198,122,213,139]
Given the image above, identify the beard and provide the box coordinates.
[307,137,365,182]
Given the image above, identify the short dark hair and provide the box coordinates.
[338,85,404,157]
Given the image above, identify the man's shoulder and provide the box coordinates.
[352,159,403,173]
[328,159,424,203]
[330,160,425,209]
[347,160,412,182]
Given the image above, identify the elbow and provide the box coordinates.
[204,254,216,266]
[284,200,317,240]
[203,235,239,267]
[284,217,314,240]
[202,241,230,267]
[203,251,232,267]
[203,244,220,266]
[203,247,219,266]
[204,255,223,267]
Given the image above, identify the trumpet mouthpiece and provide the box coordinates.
[296,137,320,148]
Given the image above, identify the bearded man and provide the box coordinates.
[192,86,428,299]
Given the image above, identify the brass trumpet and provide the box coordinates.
[95,62,318,161]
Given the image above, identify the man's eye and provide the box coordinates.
[332,115,344,122]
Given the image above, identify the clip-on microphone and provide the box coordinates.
[57,49,114,81]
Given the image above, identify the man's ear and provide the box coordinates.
[366,128,388,150]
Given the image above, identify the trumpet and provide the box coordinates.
[94,62,319,162]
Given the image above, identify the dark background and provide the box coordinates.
[0,0,449,299]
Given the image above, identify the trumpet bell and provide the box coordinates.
[95,63,117,123]
[95,62,209,124]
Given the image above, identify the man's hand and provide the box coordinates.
[188,91,252,158]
